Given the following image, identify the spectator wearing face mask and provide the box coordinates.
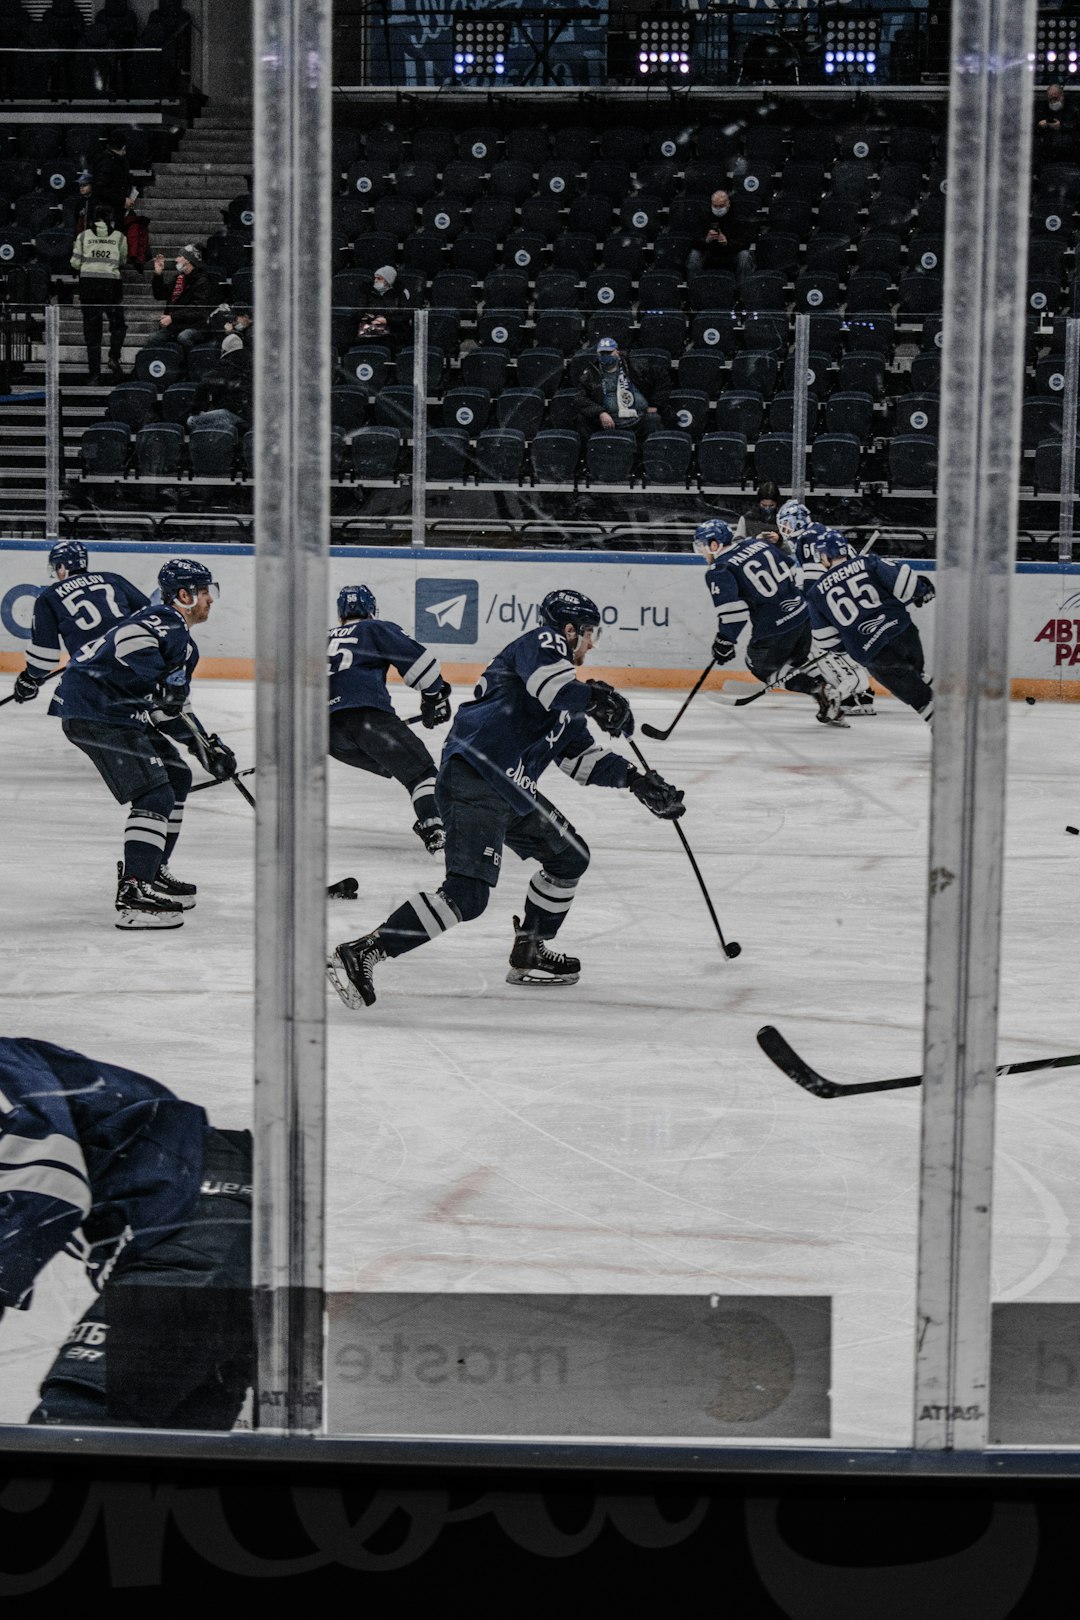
[149,243,213,349]
[354,264,411,350]
[733,481,783,540]
[1037,83,1076,158]
[574,337,671,445]
[687,188,754,282]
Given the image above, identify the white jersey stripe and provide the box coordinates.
[403,651,441,689]
[558,743,604,783]
[893,562,917,603]
[0,1161,92,1217]
[0,1129,89,1181]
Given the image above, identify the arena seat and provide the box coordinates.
[450,232,499,277]
[697,432,748,486]
[888,434,938,490]
[532,309,584,355]
[189,425,238,476]
[162,383,198,424]
[585,430,636,484]
[474,426,527,482]
[669,389,710,437]
[642,430,692,485]
[79,420,130,474]
[551,231,596,276]
[476,309,526,351]
[351,425,401,479]
[810,432,862,487]
[753,432,794,485]
[135,421,183,476]
[515,348,565,396]
[803,235,851,277]
[714,391,764,439]
[530,428,581,483]
[107,383,159,430]
[503,229,546,274]
[330,387,368,434]
[425,427,469,482]
[825,390,874,440]
[836,352,886,399]
[1033,438,1080,495]
[730,350,779,397]
[134,346,182,387]
[495,388,545,438]
[443,387,491,434]
[768,391,818,435]
[678,350,727,394]
[340,345,391,393]
[459,347,511,393]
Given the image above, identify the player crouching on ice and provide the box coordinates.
[327,589,685,1009]
[48,558,238,929]
[692,517,855,726]
[804,531,935,723]
[327,584,452,879]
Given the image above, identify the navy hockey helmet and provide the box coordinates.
[692,519,734,557]
[158,557,218,605]
[337,584,377,621]
[777,499,811,540]
[539,589,602,637]
[810,527,852,565]
[48,540,88,578]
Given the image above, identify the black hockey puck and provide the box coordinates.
[1067,827,1079,837]
[725,942,743,959]
[327,876,359,899]
[1025,696,1036,706]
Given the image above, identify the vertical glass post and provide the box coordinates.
[1058,318,1079,564]
[411,306,429,548]
[252,0,332,1433]
[913,0,1037,1449]
[44,303,60,541]
[790,311,810,502]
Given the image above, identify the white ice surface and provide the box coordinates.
[1,674,1077,1445]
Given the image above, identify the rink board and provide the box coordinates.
[2,540,1080,697]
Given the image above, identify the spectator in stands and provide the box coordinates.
[0,0,29,94]
[354,265,411,350]
[150,243,213,348]
[574,336,671,445]
[686,189,754,283]
[142,0,193,94]
[70,205,128,384]
[733,481,782,540]
[91,129,137,226]
[186,341,250,437]
[99,0,139,47]
[1036,83,1076,159]
[43,0,87,97]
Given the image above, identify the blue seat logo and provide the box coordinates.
[415,578,478,644]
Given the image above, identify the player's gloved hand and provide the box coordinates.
[626,764,685,820]
[914,577,935,605]
[420,679,452,729]
[202,733,237,782]
[13,671,41,703]
[585,679,634,738]
[153,670,188,716]
[711,633,737,664]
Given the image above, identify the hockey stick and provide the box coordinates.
[757,1024,1080,1100]
[178,711,257,809]
[641,660,717,741]
[628,738,741,959]
[714,652,831,708]
[858,529,880,556]
[0,667,63,708]
[188,766,256,795]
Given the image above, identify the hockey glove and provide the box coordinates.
[913,577,935,606]
[626,764,686,820]
[711,632,737,664]
[585,679,634,738]
[13,671,41,703]
[202,733,238,782]
[420,679,452,729]
[153,670,188,717]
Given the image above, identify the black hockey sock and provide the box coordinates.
[163,799,186,862]
[123,809,168,881]
[409,773,439,825]
[378,890,461,958]
[522,870,578,941]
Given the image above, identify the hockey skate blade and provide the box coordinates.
[505,966,580,987]
[326,949,369,1009]
[115,908,184,930]
[153,888,196,910]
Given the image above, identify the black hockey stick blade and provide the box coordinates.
[641,660,717,741]
[756,1025,1080,1100]
[0,666,63,708]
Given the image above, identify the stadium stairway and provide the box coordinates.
[2,103,252,518]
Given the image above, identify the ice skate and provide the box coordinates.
[327,876,359,900]
[843,692,877,717]
[506,916,581,986]
[115,875,185,930]
[413,818,446,855]
[327,932,385,1008]
[815,683,850,728]
[151,863,197,909]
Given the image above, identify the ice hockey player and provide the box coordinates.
[775,504,875,717]
[692,518,853,726]
[47,557,237,928]
[0,1035,251,1430]
[327,588,685,1009]
[804,530,935,723]
[328,584,452,873]
[11,540,149,704]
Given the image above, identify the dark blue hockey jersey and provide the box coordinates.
[48,603,198,729]
[25,571,149,680]
[328,618,443,715]
[705,536,809,643]
[0,1038,208,1312]
[806,554,929,664]
[790,525,856,590]
[443,625,629,812]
